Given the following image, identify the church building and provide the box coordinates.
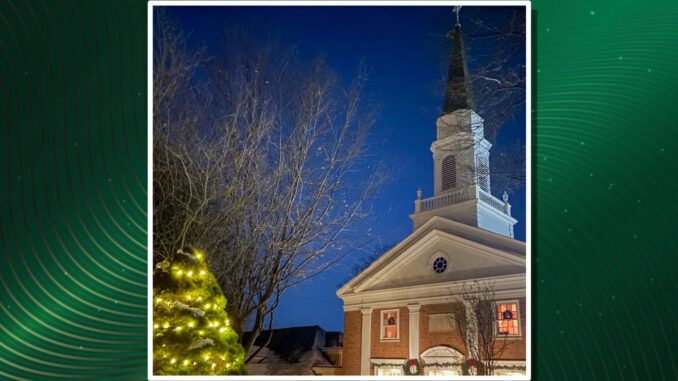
[337,22,527,376]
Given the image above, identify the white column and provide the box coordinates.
[360,308,372,375]
[407,304,421,360]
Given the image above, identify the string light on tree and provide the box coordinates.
[153,247,246,375]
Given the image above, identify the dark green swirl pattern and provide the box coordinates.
[0,0,147,379]
[1,1,678,380]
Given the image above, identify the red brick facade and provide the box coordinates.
[342,310,362,376]
[371,307,409,361]
[419,302,466,357]
[342,297,526,375]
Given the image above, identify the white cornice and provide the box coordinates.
[343,288,526,312]
[341,274,525,311]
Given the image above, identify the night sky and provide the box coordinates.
[159,5,526,332]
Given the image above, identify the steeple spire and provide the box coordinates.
[443,24,475,114]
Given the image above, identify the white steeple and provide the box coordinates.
[411,23,517,238]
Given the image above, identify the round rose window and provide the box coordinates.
[432,257,448,273]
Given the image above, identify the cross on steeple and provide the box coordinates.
[453,6,461,26]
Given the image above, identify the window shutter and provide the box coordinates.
[477,155,489,192]
[442,155,456,190]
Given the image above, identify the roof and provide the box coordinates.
[337,216,525,297]
[244,326,343,375]
[443,24,475,114]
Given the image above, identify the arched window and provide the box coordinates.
[441,155,456,190]
[477,155,489,192]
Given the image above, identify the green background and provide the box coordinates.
[1,0,677,379]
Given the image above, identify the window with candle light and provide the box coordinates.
[381,310,399,340]
[496,301,520,336]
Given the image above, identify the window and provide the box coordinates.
[377,368,403,376]
[441,155,456,190]
[496,302,520,336]
[476,155,489,192]
[432,257,448,273]
[381,310,399,340]
[428,369,459,376]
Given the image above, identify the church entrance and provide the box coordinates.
[420,346,464,376]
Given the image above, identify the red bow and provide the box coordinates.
[410,361,415,366]
[469,360,475,367]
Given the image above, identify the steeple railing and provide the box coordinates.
[418,188,471,212]
[416,186,511,216]
[477,188,510,215]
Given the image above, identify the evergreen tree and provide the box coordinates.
[153,247,246,375]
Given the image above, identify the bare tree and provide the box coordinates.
[467,8,526,194]
[152,11,383,355]
[337,243,395,288]
[449,281,509,375]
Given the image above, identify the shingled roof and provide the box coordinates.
[244,325,343,375]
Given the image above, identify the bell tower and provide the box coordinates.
[411,20,517,238]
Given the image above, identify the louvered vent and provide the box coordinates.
[442,155,456,190]
[477,155,490,192]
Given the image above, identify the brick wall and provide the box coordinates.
[419,302,467,357]
[341,298,526,375]
[342,311,362,375]
[420,299,526,361]
[370,307,409,376]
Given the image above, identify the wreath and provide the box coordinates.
[403,359,421,375]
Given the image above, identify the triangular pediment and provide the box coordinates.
[337,217,525,297]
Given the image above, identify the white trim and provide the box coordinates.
[420,346,464,376]
[343,288,526,312]
[494,299,522,338]
[420,346,464,359]
[149,1,531,380]
[341,273,525,311]
[407,304,421,359]
[351,229,525,294]
[337,215,525,297]
[360,308,372,375]
[379,309,400,342]
[427,251,449,265]
[477,199,519,224]
[370,358,407,366]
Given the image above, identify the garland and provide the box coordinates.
[493,364,527,370]
[425,361,525,371]
[371,360,526,374]
[423,362,463,368]
[371,362,403,369]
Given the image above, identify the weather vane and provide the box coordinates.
[453,6,462,26]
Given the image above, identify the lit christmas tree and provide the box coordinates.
[153,247,246,375]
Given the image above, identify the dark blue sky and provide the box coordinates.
[160,5,526,332]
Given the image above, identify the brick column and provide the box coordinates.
[407,304,421,360]
[360,308,372,375]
